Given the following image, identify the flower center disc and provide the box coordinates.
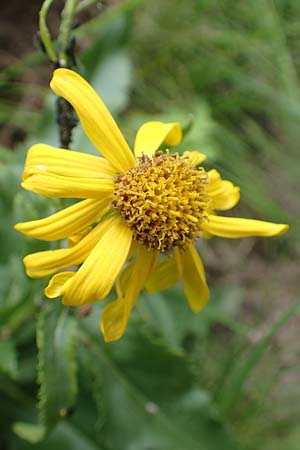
[112,152,210,252]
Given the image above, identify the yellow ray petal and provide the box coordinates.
[209,181,240,210]
[22,170,114,199]
[116,259,135,298]
[207,169,240,211]
[145,255,180,293]
[62,214,132,306]
[202,215,289,238]
[100,259,136,343]
[23,144,117,180]
[179,244,210,313]
[134,121,182,157]
[101,246,157,342]
[68,227,92,247]
[199,230,213,240]
[212,185,240,211]
[207,168,220,184]
[100,297,127,343]
[23,214,115,278]
[208,171,234,196]
[182,151,207,166]
[15,198,110,241]
[50,69,135,173]
[45,272,75,298]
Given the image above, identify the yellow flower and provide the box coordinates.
[15,69,288,342]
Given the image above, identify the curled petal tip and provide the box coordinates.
[276,224,289,236]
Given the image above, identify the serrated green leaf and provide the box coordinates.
[37,302,78,433]
[0,340,18,377]
[79,309,239,450]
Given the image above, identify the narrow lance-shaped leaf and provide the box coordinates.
[37,302,78,431]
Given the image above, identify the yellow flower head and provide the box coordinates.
[15,69,288,342]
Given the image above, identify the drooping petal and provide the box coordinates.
[23,214,116,278]
[207,169,220,184]
[100,260,136,343]
[134,121,182,157]
[145,255,180,293]
[202,215,289,238]
[45,272,75,298]
[183,151,207,166]
[50,69,135,173]
[178,244,210,313]
[116,259,135,298]
[22,170,114,199]
[62,214,132,306]
[15,198,110,241]
[23,144,117,180]
[209,181,240,211]
[207,169,240,211]
[101,245,157,342]
[100,297,128,343]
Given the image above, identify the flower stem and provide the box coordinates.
[77,0,101,13]
[39,0,57,62]
[58,0,79,66]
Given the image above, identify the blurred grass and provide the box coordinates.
[0,1,299,449]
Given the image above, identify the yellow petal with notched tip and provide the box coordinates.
[23,144,117,180]
[202,215,289,238]
[134,121,182,157]
[183,151,207,166]
[45,272,75,298]
[207,169,240,211]
[15,198,110,241]
[101,245,156,342]
[207,170,233,196]
[22,170,114,199]
[62,213,132,306]
[145,255,180,293]
[212,185,240,210]
[209,181,240,211]
[23,214,115,278]
[179,244,210,313]
[207,169,220,184]
[50,69,135,173]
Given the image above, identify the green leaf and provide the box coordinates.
[37,302,78,433]
[0,340,18,377]
[140,286,246,353]
[91,49,133,115]
[80,310,239,450]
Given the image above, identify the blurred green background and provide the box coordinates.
[0,0,299,449]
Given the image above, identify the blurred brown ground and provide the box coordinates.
[0,0,63,148]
